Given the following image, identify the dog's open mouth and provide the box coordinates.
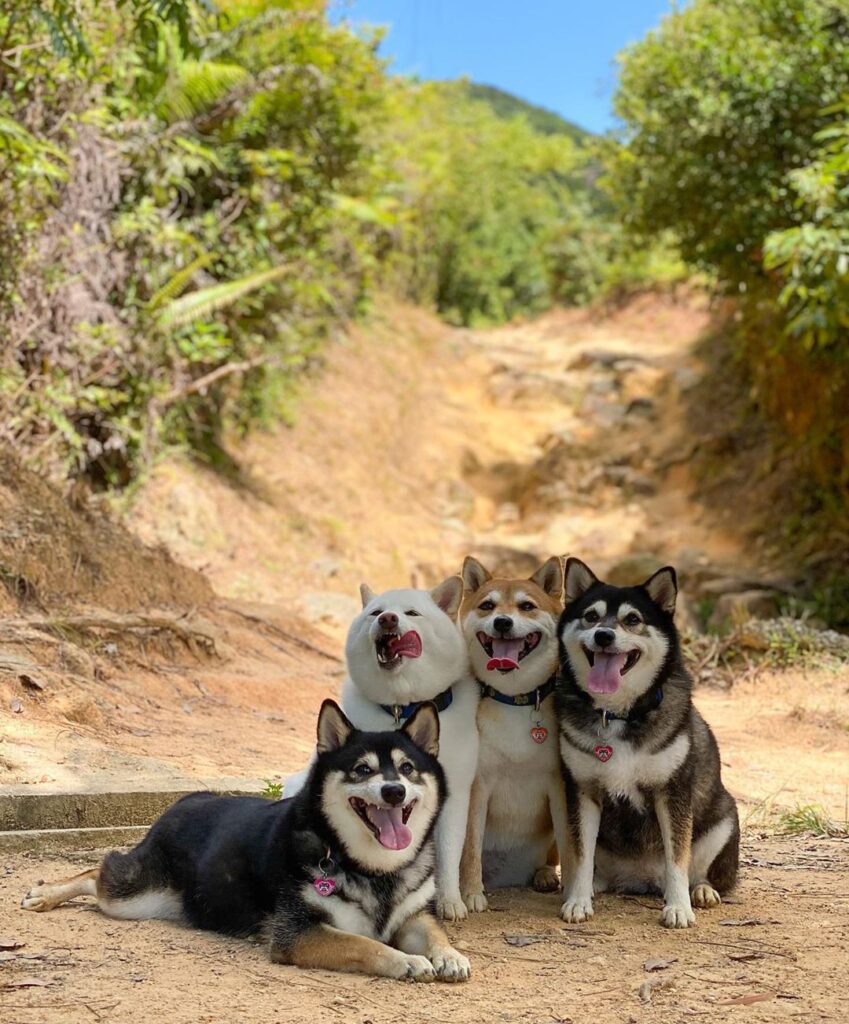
[477,631,541,672]
[375,629,422,670]
[349,797,416,850]
[582,647,641,694]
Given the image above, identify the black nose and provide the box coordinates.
[381,783,406,806]
[378,611,398,631]
[594,628,615,648]
[493,615,513,636]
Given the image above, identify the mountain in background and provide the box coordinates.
[465,83,591,144]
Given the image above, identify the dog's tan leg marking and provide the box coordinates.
[691,882,721,908]
[22,867,99,913]
[459,776,489,913]
[560,792,599,923]
[655,795,695,929]
[393,912,471,982]
[533,841,560,893]
[272,924,435,981]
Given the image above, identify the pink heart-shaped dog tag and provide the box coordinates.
[530,726,548,744]
[313,877,336,897]
[593,745,613,763]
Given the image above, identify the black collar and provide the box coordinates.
[379,685,453,724]
[566,678,664,727]
[479,675,557,708]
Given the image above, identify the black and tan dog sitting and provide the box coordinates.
[555,558,739,928]
[22,701,470,981]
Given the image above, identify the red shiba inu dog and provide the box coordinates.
[458,556,570,911]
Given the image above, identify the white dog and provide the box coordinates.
[285,577,479,921]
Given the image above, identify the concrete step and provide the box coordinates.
[1,825,149,855]
[0,786,263,854]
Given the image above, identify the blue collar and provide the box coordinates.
[379,686,454,723]
[479,675,557,708]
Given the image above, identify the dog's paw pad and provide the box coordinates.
[400,955,436,982]
[560,897,594,923]
[464,892,488,913]
[431,948,471,982]
[436,896,468,922]
[691,883,721,909]
[661,903,696,928]
[533,866,560,893]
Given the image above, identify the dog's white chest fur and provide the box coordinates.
[478,696,560,829]
[560,723,690,810]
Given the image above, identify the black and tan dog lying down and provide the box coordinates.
[22,701,470,982]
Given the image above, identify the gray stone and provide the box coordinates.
[708,590,781,631]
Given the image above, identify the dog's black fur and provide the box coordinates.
[24,702,471,979]
[555,559,739,928]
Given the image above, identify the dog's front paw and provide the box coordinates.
[533,865,560,893]
[391,954,436,982]
[463,891,488,913]
[21,882,52,913]
[661,903,696,929]
[430,947,471,982]
[691,883,721,909]
[560,895,594,923]
[436,895,468,922]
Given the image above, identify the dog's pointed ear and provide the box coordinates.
[462,556,491,594]
[430,575,463,618]
[564,557,599,604]
[402,701,440,757]
[359,583,375,609]
[316,699,354,754]
[529,556,564,599]
[642,566,678,615]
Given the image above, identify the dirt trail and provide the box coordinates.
[3,295,848,1023]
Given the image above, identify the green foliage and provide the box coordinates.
[610,0,849,545]
[464,83,589,143]
[379,81,592,324]
[778,804,848,838]
[261,778,283,799]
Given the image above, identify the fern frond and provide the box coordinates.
[157,60,252,123]
[157,265,291,328]
[148,253,215,310]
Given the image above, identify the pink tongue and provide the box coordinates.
[587,652,628,693]
[389,630,422,659]
[366,806,412,850]
[487,638,523,671]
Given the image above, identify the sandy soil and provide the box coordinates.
[2,293,848,1022]
[3,834,847,1024]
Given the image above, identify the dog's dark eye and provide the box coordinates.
[405,610,421,616]
[584,609,599,624]
[399,762,414,776]
[369,609,382,617]
[479,600,496,611]
[518,601,536,612]
[623,613,642,627]
[353,763,372,777]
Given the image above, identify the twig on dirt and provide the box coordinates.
[690,938,798,962]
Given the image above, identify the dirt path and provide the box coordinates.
[3,295,848,1023]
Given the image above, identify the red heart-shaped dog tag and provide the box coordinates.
[593,745,613,763]
[530,726,548,744]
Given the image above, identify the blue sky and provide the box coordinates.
[329,0,675,133]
